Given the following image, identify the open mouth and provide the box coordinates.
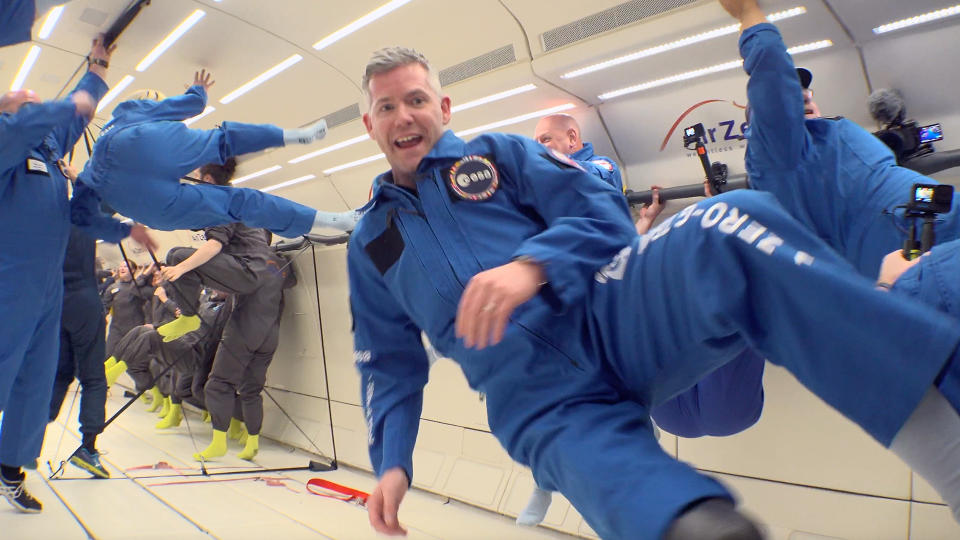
[395,135,422,149]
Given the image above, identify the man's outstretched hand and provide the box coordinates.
[368,467,409,536]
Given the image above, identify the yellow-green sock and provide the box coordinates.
[226,418,246,440]
[157,315,200,342]
[104,356,117,370]
[155,404,182,429]
[105,360,127,387]
[193,430,227,461]
[201,410,211,423]
[158,396,172,418]
[145,387,163,412]
[237,434,259,461]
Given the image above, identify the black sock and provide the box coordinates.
[0,464,22,482]
[82,433,97,453]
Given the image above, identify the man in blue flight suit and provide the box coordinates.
[534,113,625,193]
[730,0,959,281]
[75,69,361,246]
[0,36,154,513]
[349,47,960,539]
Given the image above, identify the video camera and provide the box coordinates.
[875,121,943,163]
[901,183,955,258]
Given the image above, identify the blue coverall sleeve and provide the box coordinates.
[70,181,131,243]
[151,85,208,122]
[50,71,109,157]
[740,23,810,169]
[0,101,77,174]
[347,240,430,482]
[502,137,638,310]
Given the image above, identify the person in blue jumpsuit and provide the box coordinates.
[517,113,767,527]
[349,47,960,540]
[733,0,960,282]
[75,69,361,241]
[0,0,73,47]
[0,37,154,513]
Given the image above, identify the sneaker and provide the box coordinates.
[0,473,42,513]
[69,448,110,479]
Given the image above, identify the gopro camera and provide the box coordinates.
[908,183,954,214]
[683,123,706,149]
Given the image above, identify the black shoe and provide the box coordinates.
[0,473,42,513]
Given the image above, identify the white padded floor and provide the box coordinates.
[0,386,576,540]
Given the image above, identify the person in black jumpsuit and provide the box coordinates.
[163,159,293,462]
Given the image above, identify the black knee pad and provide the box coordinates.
[663,498,763,540]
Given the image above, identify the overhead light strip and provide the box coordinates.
[450,84,538,113]
[220,54,303,104]
[289,134,370,164]
[598,40,832,100]
[562,6,807,79]
[873,4,960,34]
[37,5,65,40]
[262,174,316,192]
[10,45,41,91]
[183,105,216,126]
[136,9,205,72]
[323,153,386,175]
[315,103,578,177]
[455,103,576,137]
[96,75,136,113]
[313,0,413,51]
[233,165,282,184]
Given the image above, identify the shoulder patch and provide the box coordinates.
[590,159,614,172]
[448,155,499,201]
[541,149,586,172]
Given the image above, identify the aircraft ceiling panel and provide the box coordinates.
[531,0,851,107]
[499,0,642,54]
[824,0,960,43]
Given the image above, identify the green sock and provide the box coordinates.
[237,434,259,461]
[145,387,163,412]
[105,360,127,387]
[157,315,201,342]
[155,404,182,429]
[157,396,171,418]
[226,418,246,440]
[194,430,228,461]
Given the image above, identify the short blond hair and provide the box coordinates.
[361,47,441,105]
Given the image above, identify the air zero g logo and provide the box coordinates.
[659,99,749,153]
[449,155,499,201]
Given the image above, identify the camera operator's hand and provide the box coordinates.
[876,249,926,289]
[718,0,767,29]
[636,186,666,234]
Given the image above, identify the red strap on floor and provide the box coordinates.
[306,478,369,507]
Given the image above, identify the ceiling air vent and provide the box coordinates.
[78,7,109,27]
[439,45,516,87]
[541,0,698,52]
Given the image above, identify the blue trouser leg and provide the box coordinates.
[530,397,731,540]
[61,287,107,436]
[651,349,766,438]
[49,325,77,422]
[0,283,63,466]
[94,121,315,237]
[600,190,960,447]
